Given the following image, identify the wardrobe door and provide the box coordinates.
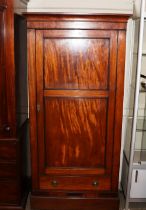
[35,29,117,191]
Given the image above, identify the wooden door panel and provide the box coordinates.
[36,29,118,191]
[44,38,109,90]
[45,97,107,168]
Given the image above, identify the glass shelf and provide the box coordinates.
[140,90,146,93]
[136,118,146,131]
[124,148,146,166]
[133,150,146,165]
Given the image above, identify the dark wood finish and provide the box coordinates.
[0,206,26,210]
[27,29,38,191]
[26,14,129,210]
[0,180,19,204]
[31,195,119,210]
[0,136,27,207]
[0,140,17,161]
[40,175,111,191]
[0,0,16,137]
[15,15,28,128]
[25,13,128,30]
[0,162,17,178]
[0,197,27,210]
[0,0,7,135]
[0,1,28,209]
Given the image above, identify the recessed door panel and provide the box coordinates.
[45,98,107,168]
[44,38,109,90]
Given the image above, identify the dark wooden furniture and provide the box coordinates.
[26,14,129,210]
[0,0,28,209]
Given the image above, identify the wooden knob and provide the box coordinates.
[5,125,11,132]
[51,180,58,187]
[92,181,99,187]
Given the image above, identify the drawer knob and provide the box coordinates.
[4,125,11,132]
[92,181,99,187]
[51,180,58,187]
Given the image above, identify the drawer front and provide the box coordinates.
[0,162,17,178]
[40,176,111,191]
[0,141,17,161]
[0,180,19,204]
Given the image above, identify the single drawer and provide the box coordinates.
[0,140,17,161]
[0,162,17,178]
[40,175,111,191]
[0,180,19,204]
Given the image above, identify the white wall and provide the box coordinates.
[26,0,146,16]
[14,0,29,13]
[134,0,146,17]
[27,0,133,14]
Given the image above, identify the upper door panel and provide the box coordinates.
[44,39,109,90]
[43,30,113,90]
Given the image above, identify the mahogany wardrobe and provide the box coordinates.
[26,14,130,210]
[0,0,28,209]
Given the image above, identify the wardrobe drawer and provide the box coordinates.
[40,176,111,191]
[0,141,17,161]
[0,180,19,204]
[0,162,17,178]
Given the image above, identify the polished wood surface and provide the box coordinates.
[0,162,17,178]
[26,14,129,210]
[44,32,109,90]
[0,180,19,203]
[44,98,107,168]
[31,195,119,210]
[25,13,128,30]
[4,0,16,136]
[35,27,117,192]
[0,1,7,135]
[40,175,111,191]
[27,29,38,191]
[0,0,29,209]
[0,140,17,161]
[0,0,16,137]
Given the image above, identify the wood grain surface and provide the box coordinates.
[45,98,107,168]
[27,14,129,210]
[44,38,109,90]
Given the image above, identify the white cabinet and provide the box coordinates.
[130,170,146,198]
[121,0,146,209]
